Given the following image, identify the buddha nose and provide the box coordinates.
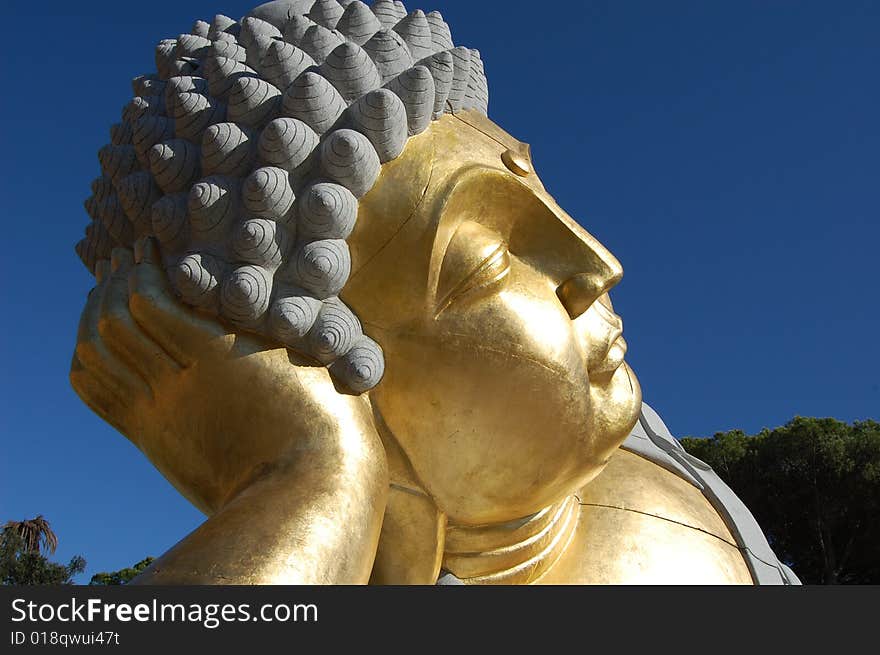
[557,270,621,319]
[555,232,623,319]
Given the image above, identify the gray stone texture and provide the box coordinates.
[76,0,490,393]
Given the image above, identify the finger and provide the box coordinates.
[129,237,229,365]
[97,248,182,384]
[70,353,131,433]
[95,259,111,285]
[76,277,153,400]
[111,247,134,275]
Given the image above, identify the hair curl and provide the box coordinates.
[76,0,490,393]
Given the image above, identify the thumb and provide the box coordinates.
[129,237,232,365]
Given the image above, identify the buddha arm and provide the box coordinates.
[132,431,389,585]
[72,242,388,584]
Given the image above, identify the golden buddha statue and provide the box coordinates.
[70,0,798,585]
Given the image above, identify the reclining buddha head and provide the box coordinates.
[75,0,642,527]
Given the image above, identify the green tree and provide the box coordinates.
[89,557,154,585]
[680,417,880,584]
[1,517,86,585]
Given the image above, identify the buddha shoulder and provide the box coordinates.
[539,448,754,584]
[537,405,799,585]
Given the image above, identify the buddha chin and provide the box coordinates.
[369,321,642,528]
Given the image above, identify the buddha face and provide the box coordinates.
[344,111,642,525]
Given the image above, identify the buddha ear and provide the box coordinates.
[368,404,446,584]
[370,485,446,584]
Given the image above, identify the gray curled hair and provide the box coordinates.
[76,0,490,393]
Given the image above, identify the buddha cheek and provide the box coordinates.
[372,326,598,523]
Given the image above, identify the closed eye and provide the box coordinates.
[437,243,510,315]
[435,221,512,317]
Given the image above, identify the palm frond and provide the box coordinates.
[2,515,58,555]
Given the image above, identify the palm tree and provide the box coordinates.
[2,516,58,555]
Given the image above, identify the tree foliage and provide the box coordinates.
[89,557,154,585]
[680,417,880,584]
[0,517,85,585]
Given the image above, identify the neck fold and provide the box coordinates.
[442,495,579,584]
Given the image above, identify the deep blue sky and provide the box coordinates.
[1,1,877,582]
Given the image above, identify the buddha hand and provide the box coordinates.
[70,237,387,583]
